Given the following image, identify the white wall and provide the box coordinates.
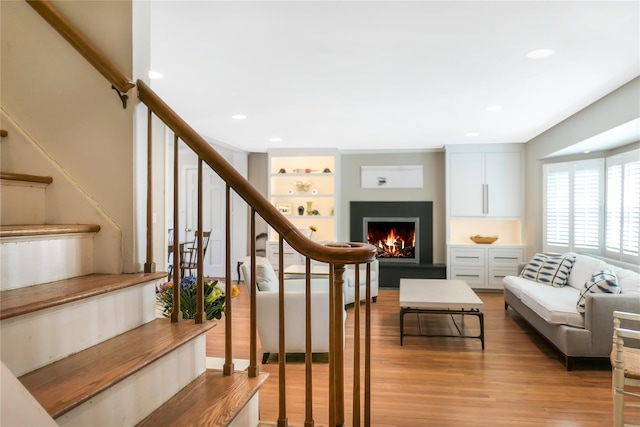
[1,1,140,271]
[524,77,640,256]
[340,151,446,264]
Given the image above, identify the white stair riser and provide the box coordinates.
[56,335,206,427]
[0,361,57,426]
[1,282,157,376]
[0,234,95,290]
[0,180,47,225]
[230,394,259,427]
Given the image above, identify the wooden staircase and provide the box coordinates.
[0,170,267,426]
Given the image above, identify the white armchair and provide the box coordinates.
[343,259,379,305]
[240,257,345,363]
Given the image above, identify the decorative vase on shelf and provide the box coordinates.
[297,205,304,216]
[306,201,313,215]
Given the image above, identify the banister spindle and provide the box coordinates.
[144,108,155,273]
[329,264,336,427]
[333,263,346,427]
[278,235,287,427]
[304,256,314,427]
[365,262,372,426]
[247,209,259,378]
[194,159,205,324]
[224,184,234,375]
[353,264,361,427]
[171,133,182,322]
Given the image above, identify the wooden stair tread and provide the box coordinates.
[0,272,167,320]
[137,369,268,427]
[19,318,218,419]
[0,224,100,238]
[0,172,53,184]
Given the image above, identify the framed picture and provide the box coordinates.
[276,203,292,215]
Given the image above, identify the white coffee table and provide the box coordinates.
[399,278,485,349]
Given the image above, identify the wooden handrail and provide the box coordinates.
[26,0,134,94]
[137,80,376,265]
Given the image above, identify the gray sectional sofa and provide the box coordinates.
[503,252,640,370]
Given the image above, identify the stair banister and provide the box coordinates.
[137,81,375,265]
[26,2,378,424]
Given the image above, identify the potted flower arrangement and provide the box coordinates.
[157,276,239,320]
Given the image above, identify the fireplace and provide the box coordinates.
[364,217,419,263]
[351,201,433,264]
[351,201,445,287]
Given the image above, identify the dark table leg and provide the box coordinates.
[400,308,405,346]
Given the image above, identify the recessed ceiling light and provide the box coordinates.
[466,132,479,137]
[583,150,591,154]
[526,49,555,59]
[148,70,163,79]
[269,137,282,142]
[231,114,247,120]
[486,105,503,112]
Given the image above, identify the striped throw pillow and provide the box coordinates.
[520,253,576,288]
[576,269,620,314]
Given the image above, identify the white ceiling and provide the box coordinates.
[149,1,640,153]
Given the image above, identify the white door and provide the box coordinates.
[185,167,226,277]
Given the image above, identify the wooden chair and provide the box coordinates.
[612,310,640,427]
[180,230,211,278]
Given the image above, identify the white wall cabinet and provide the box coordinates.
[448,245,525,289]
[449,152,522,218]
[445,144,527,287]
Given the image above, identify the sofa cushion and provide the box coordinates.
[567,254,607,291]
[611,267,640,294]
[576,269,620,314]
[256,261,278,291]
[520,253,576,288]
[502,275,540,299]
[519,283,584,328]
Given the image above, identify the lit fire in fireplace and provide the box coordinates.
[368,226,416,259]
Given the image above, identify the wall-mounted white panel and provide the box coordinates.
[361,165,423,188]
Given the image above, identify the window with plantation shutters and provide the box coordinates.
[573,163,602,251]
[543,159,603,255]
[544,166,570,251]
[544,148,639,266]
[605,150,640,264]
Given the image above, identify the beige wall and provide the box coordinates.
[1,1,142,272]
[340,151,446,264]
[245,150,446,263]
[524,76,640,256]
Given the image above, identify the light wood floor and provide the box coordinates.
[206,284,624,426]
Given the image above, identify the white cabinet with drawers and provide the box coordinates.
[266,241,303,272]
[448,245,525,290]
